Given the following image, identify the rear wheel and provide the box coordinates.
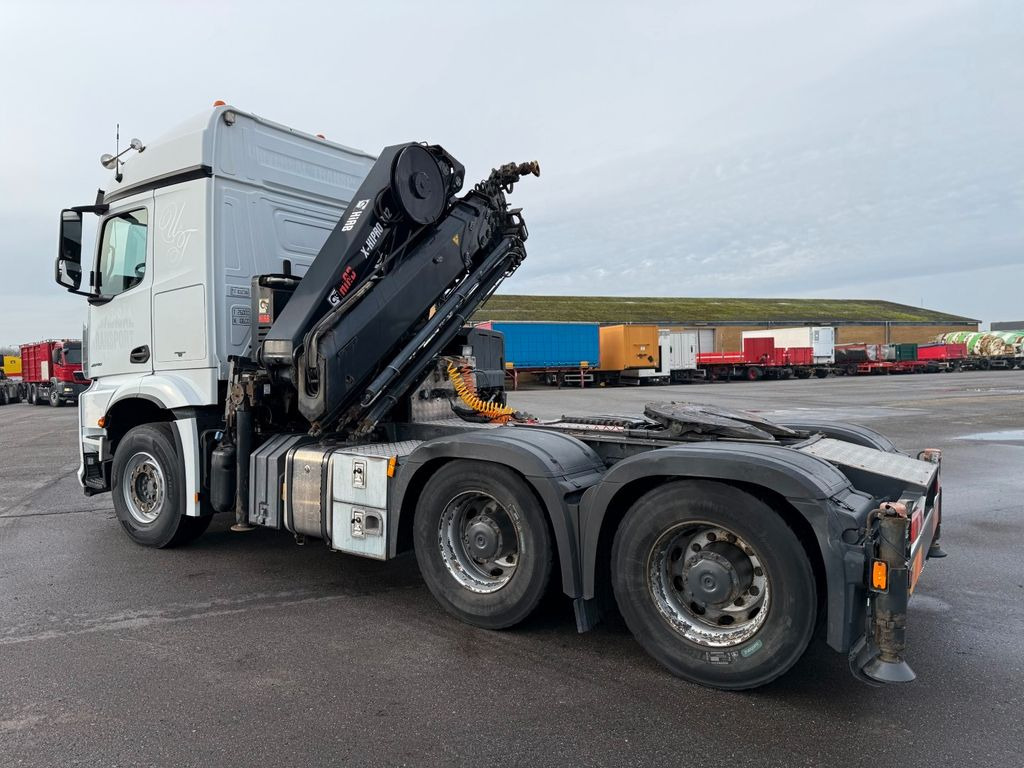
[745,367,763,381]
[413,460,552,629]
[612,480,816,690]
[111,423,210,548]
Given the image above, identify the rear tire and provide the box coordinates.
[111,423,210,548]
[611,480,816,690]
[413,460,552,629]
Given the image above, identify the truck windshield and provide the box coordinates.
[64,346,82,365]
[97,209,148,296]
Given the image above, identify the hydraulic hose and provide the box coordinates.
[447,361,516,423]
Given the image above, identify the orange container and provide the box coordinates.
[598,325,660,371]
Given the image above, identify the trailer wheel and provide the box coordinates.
[111,423,210,548]
[0,389,8,406]
[612,480,816,690]
[745,366,762,381]
[413,460,552,629]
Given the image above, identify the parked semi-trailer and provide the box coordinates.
[54,105,946,690]
[482,321,598,388]
[18,340,89,406]
[742,326,835,365]
[937,331,1023,369]
[598,324,664,384]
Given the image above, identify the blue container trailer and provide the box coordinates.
[486,322,600,368]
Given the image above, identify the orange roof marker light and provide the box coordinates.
[213,100,226,107]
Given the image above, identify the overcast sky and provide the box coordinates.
[1,0,1021,345]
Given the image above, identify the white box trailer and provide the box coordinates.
[742,326,835,364]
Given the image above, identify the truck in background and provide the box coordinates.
[2,355,22,377]
[0,370,20,405]
[18,340,89,407]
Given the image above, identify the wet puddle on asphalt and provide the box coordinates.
[957,429,1024,442]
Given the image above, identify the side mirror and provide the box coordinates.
[56,209,86,293]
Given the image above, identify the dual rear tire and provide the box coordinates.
[413,461,552,630]
[412,463,816,690]
[611,480,816,689]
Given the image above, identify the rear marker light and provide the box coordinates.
[870,560,888,592]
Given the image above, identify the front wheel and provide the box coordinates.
[612,480,816,690]
[49,382,62,407]
[111,423,210,548]
[413,460,552,629]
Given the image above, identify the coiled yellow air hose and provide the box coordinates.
[446,361,517,423]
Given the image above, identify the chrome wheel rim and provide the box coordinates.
[122,451,166,525]
[648,522,770,648]
[438,491,523,593]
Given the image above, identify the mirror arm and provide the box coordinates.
[70,203,109,215]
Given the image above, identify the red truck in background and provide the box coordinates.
[18,340,90,407]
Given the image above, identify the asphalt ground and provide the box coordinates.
[1,371,1022,767]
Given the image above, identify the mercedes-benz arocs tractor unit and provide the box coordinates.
[54,105,946,690]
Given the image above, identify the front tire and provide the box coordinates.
[413,460,552,629]
[111,423,210,548]
[49,382,61,407]
[612,480,816,690]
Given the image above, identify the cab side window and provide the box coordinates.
[97,209,148,296]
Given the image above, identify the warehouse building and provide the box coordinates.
[475,296,979,353]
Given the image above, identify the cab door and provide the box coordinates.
[86,196,154,378]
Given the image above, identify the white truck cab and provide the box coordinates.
[56,105,375,510]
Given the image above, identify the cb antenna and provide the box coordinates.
[99,122,146,182]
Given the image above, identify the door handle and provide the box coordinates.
[130,345,150,364]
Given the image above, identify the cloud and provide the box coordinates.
[0,0,1019,344]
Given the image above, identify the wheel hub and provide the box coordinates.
[465,516,503,561]
[648,524,770,648]
[438,491,523,594]
[122,451,165,525]
[682,542,753,606]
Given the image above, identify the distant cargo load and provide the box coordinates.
[597,324,659,372]
[741,326,835,364]
[483,321,599,369]
[2,355,21,376]
[917,343,967,361]
[937,331,1022,357]
[835,344,886,363]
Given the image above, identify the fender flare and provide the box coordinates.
[776,420,899,453]
[91,374,217,518]
[577,442,862,651]
[390,428,606,597]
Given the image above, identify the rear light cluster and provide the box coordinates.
[909,507,923,542]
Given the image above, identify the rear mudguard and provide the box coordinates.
[577,442,873,653]
[777,420,899,453]
[389,429,606,597]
